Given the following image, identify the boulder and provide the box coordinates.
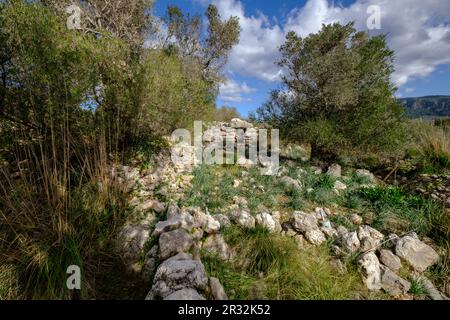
[255,212,282,233]
[305,229,327,245]
[395,236,439,272]
[357,225,384,251]
[379,249,402,273]
[231,209,256,229]
[164,288,206,300]
[159,229,194,260]
[230,118,253,129]
[358,225,384,242]
[202,234,230,261]
[358,252,382,290]
[291,211,319,234]
[210,277,228,300]
[152,211,195,237]
[204,215,221,234]
[360,236,379,253]
[191,209,221,234]
[380,265,410,297]
[340,231,361,253]
[149,253,208,299]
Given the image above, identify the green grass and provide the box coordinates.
[203,225,364,300]
[409,279,427,297]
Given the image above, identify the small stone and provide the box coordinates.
[380,265,411,297]
[117,223,150,264]
[351,214,363,225]
[336,225,349,237]
[395,236,439,272]
[321,225,338,238]
[357,225,384,243]
[210,277,228,300]
[334,181,347,191]
[305,229,327,245]
[360,236,379,253]
[230,118,253,129]
[291,211,319,234]
[204,215,221,234]
[202,234,230,261]
[327,164,342,178]
[280,176,302,191]
[358,252,382,290]
[255,212,282,233]
[330,259,347,273]
[231,209,256,229]
[214,214,231,229]
[340,231,361,253]
[314,207,328,221]
[355,169,375,182]
[379,249,402,273]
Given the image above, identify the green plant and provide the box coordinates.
[211,225,363,300]
[409,279,427,297]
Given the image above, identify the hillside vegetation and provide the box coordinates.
[0,1,448,301]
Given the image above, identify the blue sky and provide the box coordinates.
[153,0,450,116]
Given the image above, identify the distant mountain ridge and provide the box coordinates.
[399,95,450,118]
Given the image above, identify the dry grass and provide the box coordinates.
[413,120,450,173]
[0,129,130,299]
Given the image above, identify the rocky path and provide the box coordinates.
[112,119,449,301]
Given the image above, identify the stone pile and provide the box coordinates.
[145,205,230,300]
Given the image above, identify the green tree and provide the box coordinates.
[215,106,241,122]
[257,22,407,161]
[164,4,240,84]
[41,0,154,51]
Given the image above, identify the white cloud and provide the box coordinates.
[206,0,450,88]
[219,79,256,103]
[211,0,286,82]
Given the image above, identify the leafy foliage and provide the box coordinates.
[256,23,408,161]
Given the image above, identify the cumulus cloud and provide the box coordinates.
[219,79,256,103]
[206,0,450,88]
